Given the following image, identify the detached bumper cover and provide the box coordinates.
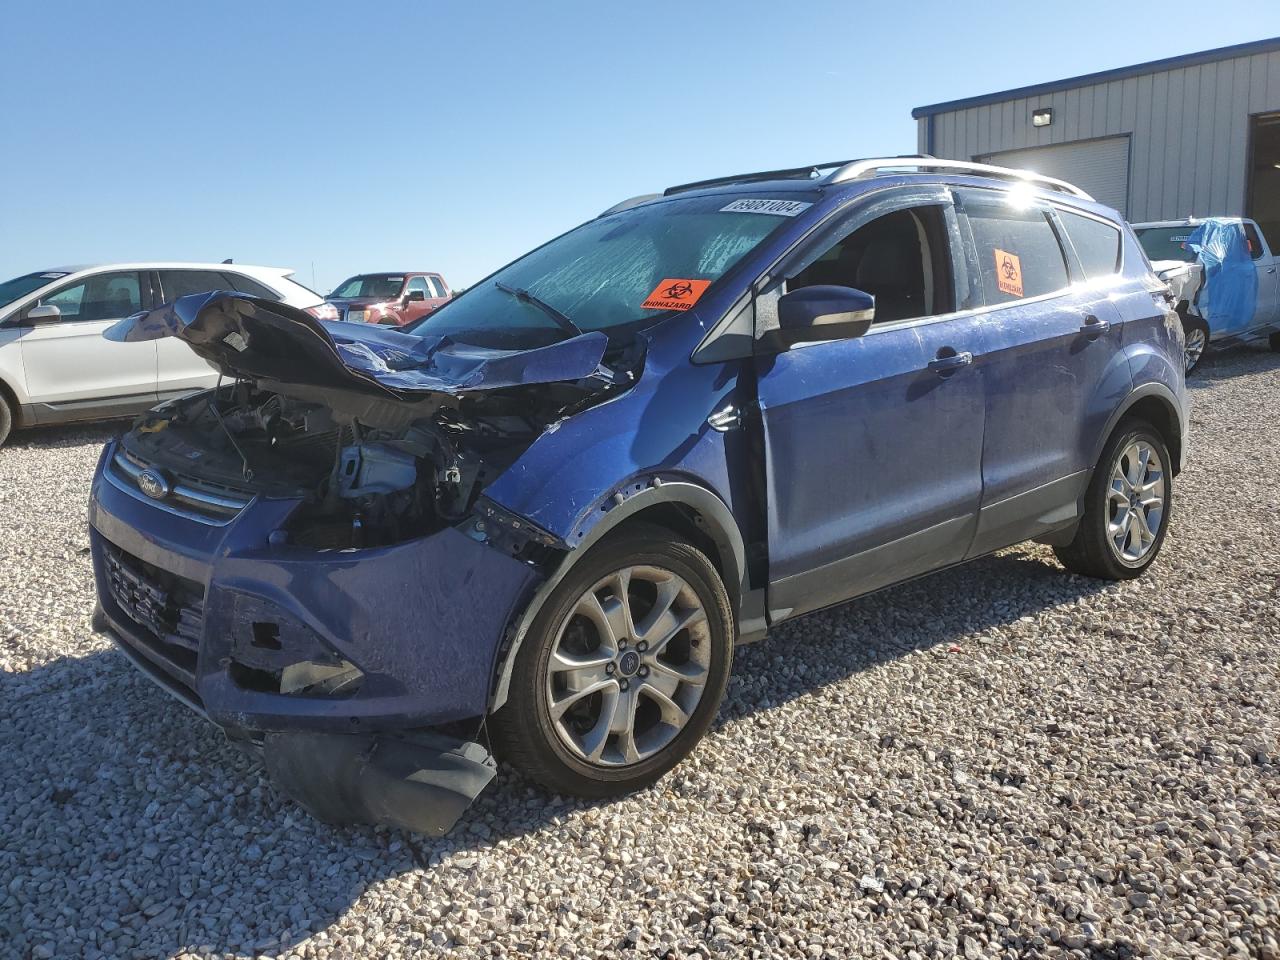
[263,730,497,837]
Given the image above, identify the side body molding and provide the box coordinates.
[488,480,755,711]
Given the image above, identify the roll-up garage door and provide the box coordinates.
[978,137,1131,217]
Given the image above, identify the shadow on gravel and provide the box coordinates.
[1185,341,1280,390]
[4,420,124,450]
[1,544,1115,958]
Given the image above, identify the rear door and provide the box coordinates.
[956,191,1133,557]
[755,186,988,620]
[1243,222,1280,328]
[153,270,227,394]
[18,270,157,412]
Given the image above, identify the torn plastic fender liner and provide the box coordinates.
[105,291,609,398]
[263,730,496,837]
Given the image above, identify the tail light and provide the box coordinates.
[305,302,340,321]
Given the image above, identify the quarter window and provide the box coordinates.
[962,193,1070,304]
[1243,223,1266,262]
[1059,211,1122,279]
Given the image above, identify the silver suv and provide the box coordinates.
[0,263,326,446]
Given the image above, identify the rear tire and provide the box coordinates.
[1181,313,1209,373]
[0,395,12,448]
[1269,331,1280,353]
[490,524,733,798]
[1055,419,1172,580]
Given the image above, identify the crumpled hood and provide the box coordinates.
[106,291,609,399]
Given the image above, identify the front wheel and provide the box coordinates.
[1182,314,1209,373]
[490,525,733,798]
[1055,419,1172,580]
[0,394,12,448]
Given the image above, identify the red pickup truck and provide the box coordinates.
[325,272,452,326]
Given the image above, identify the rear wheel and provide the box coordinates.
[0,394,12,448]
[491,525,733,798]
[1055,419,1171,580]
[1182,314,1209,373]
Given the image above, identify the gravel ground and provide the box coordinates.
[2,345,1278,960]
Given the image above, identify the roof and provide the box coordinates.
[912,36,1280,119]
[32,262,294,276]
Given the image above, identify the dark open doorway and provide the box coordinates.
[1246,113,1280,250]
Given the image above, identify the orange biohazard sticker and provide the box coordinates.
[642,278,712,311]
[994,248,1023,298]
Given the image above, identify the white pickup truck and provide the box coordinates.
[1132,217,1280,371]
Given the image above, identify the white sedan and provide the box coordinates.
[0,262,331,446]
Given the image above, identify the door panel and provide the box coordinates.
[154,270,227,392]
[758,316,987,620]
[957,191,1134,556]
[19,271,157,406]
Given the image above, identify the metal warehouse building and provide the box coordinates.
[912,37,1280,244]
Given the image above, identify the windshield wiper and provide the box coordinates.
[494,282,584,339]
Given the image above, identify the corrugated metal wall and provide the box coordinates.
[917,48,1280,221]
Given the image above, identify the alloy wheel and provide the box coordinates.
[545,565,711,767]
[1107,440,1166,565]
[1184,327,1206,371]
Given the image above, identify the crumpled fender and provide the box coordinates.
[105,291,609,397]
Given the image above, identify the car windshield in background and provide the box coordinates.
[0,271,69,310]
[331,275,405,299]
[405,193,810,349]
[1136,227,1198,263]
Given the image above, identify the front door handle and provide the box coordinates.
[927,350,973,377]
[1080,315,1111,339]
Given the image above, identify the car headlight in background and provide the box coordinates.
[305,303,340,321]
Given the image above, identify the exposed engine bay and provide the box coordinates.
[123,364,635,551]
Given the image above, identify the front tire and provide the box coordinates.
[491,525,733,798]
[0,395,12,448]
[1055,419,1171,580]
[1182,313,1209,373]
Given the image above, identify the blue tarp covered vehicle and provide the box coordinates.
[1186,219,1259,336]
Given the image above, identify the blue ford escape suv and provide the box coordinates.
[91,158,1188,835]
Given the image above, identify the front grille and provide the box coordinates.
[103,543,205,690]
[107,450,253,525]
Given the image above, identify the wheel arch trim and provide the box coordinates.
[1093,382,1187,476]
[489,481,748,712]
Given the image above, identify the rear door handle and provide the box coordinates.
[928,350,973,377]
[1080,315,1111,339]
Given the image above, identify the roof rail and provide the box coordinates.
[825,158,1094,200]
[663,160,862,196]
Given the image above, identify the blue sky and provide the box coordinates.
[2,1,1275,292]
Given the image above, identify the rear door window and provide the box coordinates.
[960,191,1070,304]
[221,272,280,299]
[158,270,232,304]
[1059,210,1122,280]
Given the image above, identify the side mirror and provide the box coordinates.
[24,304,62,325]
[405,289,427,303]
[763,285,875,351]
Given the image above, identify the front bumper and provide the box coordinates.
[88,440,542,738]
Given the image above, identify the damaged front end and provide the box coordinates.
[90,292,641,834]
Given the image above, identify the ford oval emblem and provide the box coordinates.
[137,468,171,500]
